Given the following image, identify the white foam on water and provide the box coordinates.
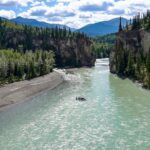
[54,68,81,82]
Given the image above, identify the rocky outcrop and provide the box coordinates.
[110,29,150,88]
[0,19,96,68]
[43,38,95,68]
[2,31,95,68]
[110,30,150,73]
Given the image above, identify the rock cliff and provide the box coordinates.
[110,29,150,88]
[0,19,96,68]
[5,34,95,68]
[40,37,95,68]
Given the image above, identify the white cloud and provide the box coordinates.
[108,0,150,18]
[0,0,34,7]
[31,1,46,7]
[0,10,16,19]
[15,0,150,28]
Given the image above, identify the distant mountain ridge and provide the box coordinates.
[0,16,75,31]
[77,18,129,36]
[0,16,128,36]
[10,17,74,30]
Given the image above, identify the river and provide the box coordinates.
[0,59,150,150]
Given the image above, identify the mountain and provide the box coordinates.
[10,17,75,30]
[77,18,128,36]
[0,16,127,35]
[0,16,8,21]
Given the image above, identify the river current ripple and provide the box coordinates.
[0,58,150,150]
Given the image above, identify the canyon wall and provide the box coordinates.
[110,29,150,88]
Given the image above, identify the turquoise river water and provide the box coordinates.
[0,59,150,150]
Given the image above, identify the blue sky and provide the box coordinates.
[0,0,149,28]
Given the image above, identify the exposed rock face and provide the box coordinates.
[48,38,95,68]
[110,29,150,88]
[141,30,150,53]
[32,36,95,67]
[110,30,150,73]
[109,49,116,73]
[4,32,95,68]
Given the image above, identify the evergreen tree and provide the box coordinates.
[63,26,67,37]
[0,50,55,84]
[129,18,132,25]
[146,48,150,72]
[127,51,134,76]
[119,17,123,32]
[126,21,128,30]
[69,28,71,37]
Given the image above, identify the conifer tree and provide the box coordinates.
[146,48,150,72]
[119,17,123,32]
[127,51,134,76]
[126,21,128,30]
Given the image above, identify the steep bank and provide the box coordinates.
[0,19,96,68]
[110,29,150,88]
[43,37,95,67]
[0,71,64,111]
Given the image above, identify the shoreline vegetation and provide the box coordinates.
[0,18,95,86]
[0,50,55,85]
[0,17,95,111]
[0,71,64,111]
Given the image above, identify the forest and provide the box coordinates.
[0,18,88,51]
[92,33,115,58]
[113,11,150,88]
[0,18,94,85]
[120,10,150,31]
[0,50,55,85]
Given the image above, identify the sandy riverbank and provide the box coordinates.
[0,71,64,111]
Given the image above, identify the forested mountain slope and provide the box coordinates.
[0,19,95,68]
[92,33,116,58]
[77,18,128,36]
[10,17,73,30]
